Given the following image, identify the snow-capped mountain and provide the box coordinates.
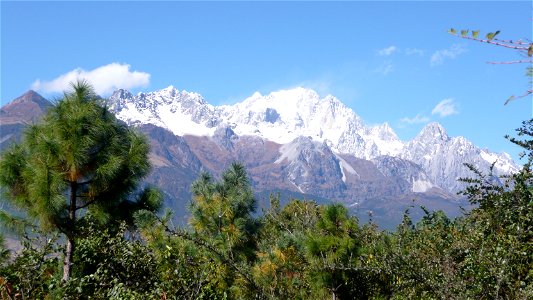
[107,85,519,194]
[3,88,517,228]
[372,155,436,194]
[108,86,405,158]
[402,122,519,192]
[108,86,219,136]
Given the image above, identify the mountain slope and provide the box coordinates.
[108,87,406,159]
[1,88,518,229]
[0,90,52,151]
[401,122,519,192]
[108,86,519,193]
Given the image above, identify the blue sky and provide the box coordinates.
[1,1,532,161]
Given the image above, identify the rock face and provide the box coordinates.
[0,90,52,151]
[1,88,519,228]
[108,87,220,137]
[107,86,519,192]
[372,155,436,194]
[401,122,519,192]
[107,87,406,159]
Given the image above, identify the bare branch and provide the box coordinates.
[487,60,533,65]
[494,38,531,45]
[451,29,533,105]
[504,91,533,105]
[456,35,530,51]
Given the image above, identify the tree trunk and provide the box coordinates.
[63,236,74,281]
[62,181,77,282]
[332,284,339,300]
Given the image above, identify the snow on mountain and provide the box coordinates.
[412,178,435,193]
[108,86,219,137]
[221,88,353,143]
[402,122,520,192]
[107,86,519,194]
[372,155,437,194]
[336,154,359,183]
[109,86,404,159]
[271,136,347,194]
[220,88,405,159]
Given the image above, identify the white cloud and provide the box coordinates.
[377,46,397,56]
[432,98,459,117]
[381,64,393,75]
[375,63,394,75]
[405,48,425,56]
[430,44,466,66]
[31,63,150,96]
[400,113,430,124]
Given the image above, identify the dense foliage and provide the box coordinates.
[0,85,531,298]
[0,81,161,283]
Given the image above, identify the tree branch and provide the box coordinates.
[487,60,533,65]
[76,199,96,211]
[155,215,257,288]
[458,35,529,51]
[505,90,533,105]
[494,38,531,45]
[77,178,94,185]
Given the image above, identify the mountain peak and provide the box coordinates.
[103,85,518,191]
[9,90,50,107]
[379,122,394,133]
[371,122,400,141]
[418,122,448,141]
[1,90,52,124]
[269,87,320,101]
[158,85,179,97]
[239,87,318,105]
[110,89,133,100]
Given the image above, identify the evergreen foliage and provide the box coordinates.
[0,81,161,282]
[189,163,259,264]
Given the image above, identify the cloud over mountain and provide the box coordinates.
[400,113,430,125]
[432,98,459,117]
[31,63,150,96]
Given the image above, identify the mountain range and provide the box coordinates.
[0,87,519,228]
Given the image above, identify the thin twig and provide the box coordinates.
[458,35,529,50]
[487,60,533,65]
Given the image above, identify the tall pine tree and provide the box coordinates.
[0,81,160,281]
[189,163,258,262]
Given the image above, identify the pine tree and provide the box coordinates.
[305,204,360,300]
[189,163,258,261]
[0,81,160,282]
[188,163,259,295]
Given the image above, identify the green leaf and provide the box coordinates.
[461,29,469,37]
[472,30,480,39]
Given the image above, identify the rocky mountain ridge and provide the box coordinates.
[0,90,52,151]
[0,89,519,228]
[107,86,519,193]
